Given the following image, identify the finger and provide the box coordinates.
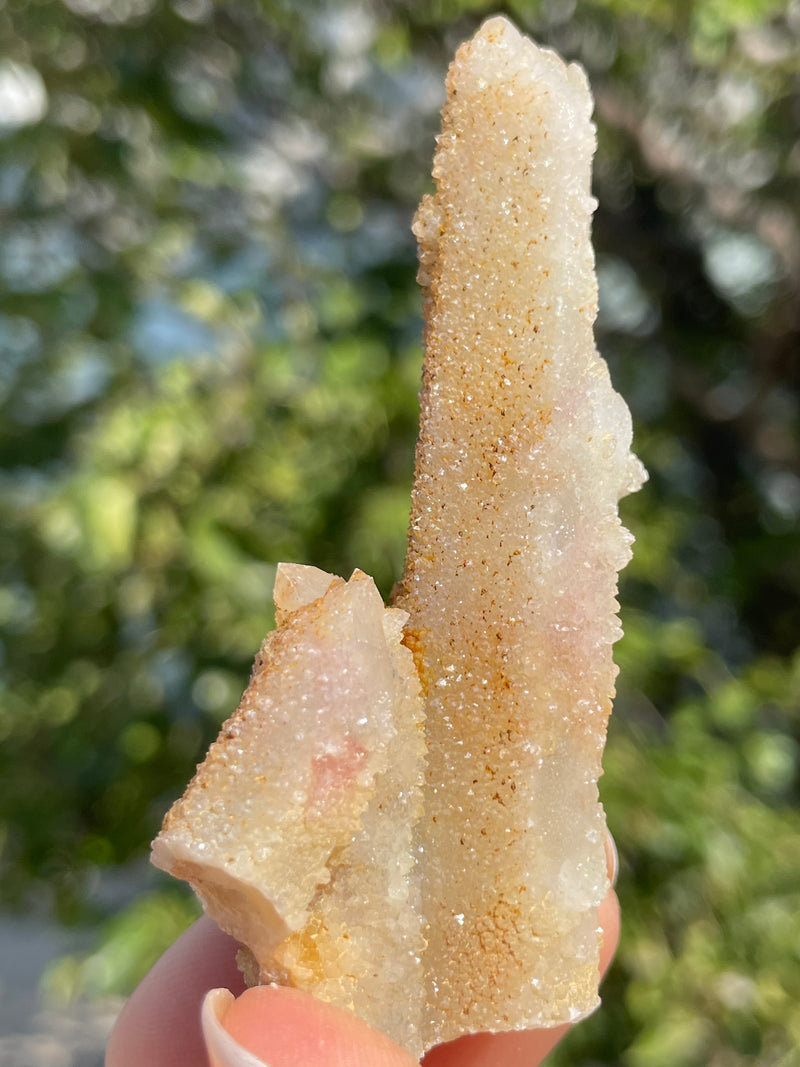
[105,916,246,1067]
[605,829,619,888]
[205,985,419,1067]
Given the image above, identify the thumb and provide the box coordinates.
[203,986,420,1067]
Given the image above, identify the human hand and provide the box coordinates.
[106,835,618,1067]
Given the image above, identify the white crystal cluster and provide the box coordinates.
[152,16,645,1059]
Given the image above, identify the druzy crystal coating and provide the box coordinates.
[394,16,645,1047]
[152,565,426,1052]
[152,16,645,1059]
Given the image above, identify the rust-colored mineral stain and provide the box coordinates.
[275,916,329,986]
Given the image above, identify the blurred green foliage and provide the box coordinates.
[42,887,201,1003]
[1,0,798,1063]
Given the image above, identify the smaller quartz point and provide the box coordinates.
[152,565,426,1055]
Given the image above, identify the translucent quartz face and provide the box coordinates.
[152,15,645,1059]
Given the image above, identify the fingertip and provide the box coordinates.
[598,886,620,976]
[604,829,619,889]
[105,917,244,1067]
[213,986,419,1067]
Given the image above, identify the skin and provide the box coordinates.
[106,836,619,1067]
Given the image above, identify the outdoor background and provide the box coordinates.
[1,0,799,1064]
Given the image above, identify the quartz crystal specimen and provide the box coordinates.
[152,565,427,1053]
[152,14,645,1059]
[393,15,645,1048]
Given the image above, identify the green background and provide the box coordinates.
[1,1,798,1063]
